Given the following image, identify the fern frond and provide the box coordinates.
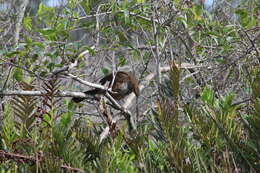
[12,81,37,131]
[41,77,61,120]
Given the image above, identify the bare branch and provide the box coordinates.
[124,63,206,108]
[52,60,78,75]
[0,90,87,98]
[151,4,162,94]
[14,0,29,45]
[66,73,107,90]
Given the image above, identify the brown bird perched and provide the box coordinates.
[72,71,140,103]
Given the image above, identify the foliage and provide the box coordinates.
[0,0,259,172]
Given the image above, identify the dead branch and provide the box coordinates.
[0,90,88,98]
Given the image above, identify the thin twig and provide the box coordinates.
[243,30,260,63]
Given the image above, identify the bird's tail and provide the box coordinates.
[72,89,102,103]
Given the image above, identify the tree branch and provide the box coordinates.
[0,90,87,98]
[14,0,29,45]
[124,63,206,108]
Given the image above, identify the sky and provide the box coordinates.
[45,0,67,7]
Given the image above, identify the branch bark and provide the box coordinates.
[0,90,87,98]
[14,0,29,45]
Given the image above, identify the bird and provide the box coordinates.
[72,71,140,103]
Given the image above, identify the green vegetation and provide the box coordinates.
[0,0,259,172]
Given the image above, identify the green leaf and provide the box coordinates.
[193,5,203,21]
[32,42,45,49]
[81,0,90,14]
[207,31,220,37]
[235,9,247,18]
[123,0,130,23]
[23,16,32,31]
[101,67,110,75]
[78,46,96,58]
[24,36,33,44]
[47,62,55,71]
[38,3,55,22]
[246,16,256,29]
[67,100,74,110]
[219,93,235,112]
[201,87,215,107]
[118,56,127,66]
[60,112,72,129]
[40,71,48,77]
[117,31,128,43]
[176,16,187,28]
[111,0,118,14]
[38,28,57,40]
[235,9,256,29]
[37,3,45,20]
[43,113,52,125]
[5,51,20,58]
[13,68,23,81]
